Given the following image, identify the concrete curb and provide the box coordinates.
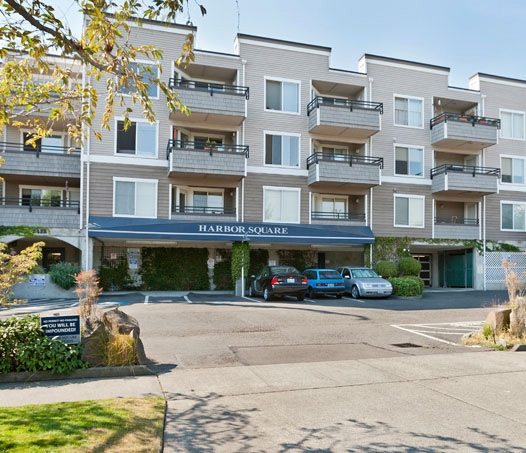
[0,365,156,384]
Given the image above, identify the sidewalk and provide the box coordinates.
[2,350,526,451]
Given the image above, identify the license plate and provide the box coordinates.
[287,278,295,283]
[328,283,334,287]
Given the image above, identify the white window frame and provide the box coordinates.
[501,201,526,232]
[192,188,225,213]
[394,194,425,228]
[264,131,301,168]
[264,77,301,114]
[19,185,65,207]
[500,109,525,140]
[20,129,68,153]
[394,144,424,178]
[119,60,160,98]
[393,94,424,129]
[113,177,158,218]
[263,186,301,223]
[500,155,526,185]
[114,118,159,158]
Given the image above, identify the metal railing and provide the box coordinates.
[307,152,383,170]
[168,78,250,99]
[307,96,383,116]
[166,139,249,158]
[0,197,80,213]
[0,141,80,157]
[430,164,500,179]
[435,216,479,226]
[311,211,366,221]
[430,112,501,129]
[172,206,236,216]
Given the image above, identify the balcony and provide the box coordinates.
[172,205,236,222]
[307,97,383,138]
[0,142,80,178]
[430,164,500,196]
[0,197,80,229]
[307,152,383,190]
[311,211,366,226]
[434,216,479,240]
[168,78,249,126]
[167,140,248,182]
[430,112,500,152]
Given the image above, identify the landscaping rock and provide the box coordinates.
[510,298,526,337]
[484,308,511,332]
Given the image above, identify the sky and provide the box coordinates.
[48,0,526,88]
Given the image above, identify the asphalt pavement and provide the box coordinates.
[1,289,525,452]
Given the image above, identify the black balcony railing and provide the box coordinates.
[0,197,80,213]
[0,141,80,157]
[172,206,236,216]
[307,96,383,116]
[311,211,366,222]
[435,216,479,226]
[168,78,250,99]
[166,139,249,159]
[306,152,383,170]
[430,164,500,179]
[430,112,501,129]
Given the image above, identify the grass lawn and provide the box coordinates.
[0,397,165,452]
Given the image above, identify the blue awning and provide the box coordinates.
[88,216,375,245]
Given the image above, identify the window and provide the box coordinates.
[500,110,525,140]
[501,157,525,184]
[23,132,65,153]
[263,187,300,223]
[21,188,62,207]
[394,195,424,227]
[265,79,299,113]
[394,96,423,128]
[116,120,157,157]
[114,178,157,218]
[265,134,299,167]
[193,191,223,213]
[120,62,159,97]
[318,197,347,218]
[395,146,424,176]
[502,202,526,231]
[322,146,349,161]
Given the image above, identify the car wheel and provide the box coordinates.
[336,293,343,299]
[351,285,360,299]
[263,286,273,301]
[297,293,305,302]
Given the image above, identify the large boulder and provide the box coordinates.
[81,308,147,366]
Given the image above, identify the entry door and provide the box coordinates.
[413,254,432,287]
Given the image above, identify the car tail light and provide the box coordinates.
[336,283,344,287]
[316,283,328,287]
[270,276,278,285]
[302,276,308,284]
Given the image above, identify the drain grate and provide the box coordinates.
[391,342,422,348]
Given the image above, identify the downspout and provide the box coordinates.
[481,94,487,290]
[82,14,91,271]
[368,76,374,266]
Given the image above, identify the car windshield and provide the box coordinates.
[351,269,379,278]
[272,266,299,274]
[319,270,342,279]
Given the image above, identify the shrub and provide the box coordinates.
[375,260,397,278]
[49,262,81,290]
[104,333,137,366]
[0,314,87,374]
[398,257,422,276]
[213,258,233,290]
[98,259,132,291]
[389,276,424,297]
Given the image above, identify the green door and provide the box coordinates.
[444,250,472,288]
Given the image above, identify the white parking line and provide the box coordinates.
[184,295,192,304]
[144,295,149,305]
[391,321,484,346]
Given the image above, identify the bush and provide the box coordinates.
[98,259,132,291]
[0,315,87,374]
[49,262,81,290]
[213,259,233,290]
[389,276,424,297]
[398,257,421,276]
[375,260,397,278]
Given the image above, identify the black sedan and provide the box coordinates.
[248,265,308,301]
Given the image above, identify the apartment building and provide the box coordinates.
[2,17,526,290]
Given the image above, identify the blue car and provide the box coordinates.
[302,268,345,298]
